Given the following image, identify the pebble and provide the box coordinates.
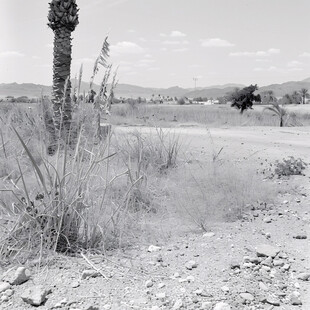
[261,257,273,267]
[145,280,153,288]
[186,275,195,282]
[297,273,310,281]
[155,292,166,300]
[172,299,183,309]
[259,282,269,291]
[203,232,215,238]
[81,270,100,279]
[148,245,161,252]
[263,217,272,223]
[213,302,231,310]
[293,235,307,239]
[185,260,198,270]
[158,282,165,288]
[221,285,230,293]
[240,293,254,302]
[0,282,11,293]
[266,296,280,306]
[273,259,284,267]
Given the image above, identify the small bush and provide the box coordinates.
[177,97,186,105]
[274,156,307,177]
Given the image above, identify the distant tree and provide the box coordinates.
[177,97,186,105]
[260,90,277,105]
[292,91,302,104]
[228,84,261,114]
[217,96,227,105]
[299,88,309,104]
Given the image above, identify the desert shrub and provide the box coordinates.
[274,156,307,177]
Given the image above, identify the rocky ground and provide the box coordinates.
[0,126,309,310]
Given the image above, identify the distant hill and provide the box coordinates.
[0,78,309,99]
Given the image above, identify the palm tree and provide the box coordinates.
[48,0,79,133]
[300,88,309,104]
[263,103,287,127]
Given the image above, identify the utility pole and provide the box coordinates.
[193,77,198,90]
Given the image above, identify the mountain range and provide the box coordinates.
[0,78,309,99]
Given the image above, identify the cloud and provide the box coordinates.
[254,66,278,72]
[45,43,53,48]
[201,38,234,47]
[299,52,310,57]
[230,48,280,57]
[0,51,25,57]
[147,67,160,71]
[110,41,145,54]
[287,60,302,68]
[162,40,189,45]
[288,67,303,72]
[173,48,189,52]
[128,29,136,33]
[170,31,186,37]
[32,55,41,60]
[160,31,187,37]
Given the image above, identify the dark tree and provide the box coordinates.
[228,84,261,114]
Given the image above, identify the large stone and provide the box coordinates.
[21,285,51,306]
[2,266,31,285]
[256,244,280,258]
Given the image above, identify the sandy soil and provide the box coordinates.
[1,125,309,310]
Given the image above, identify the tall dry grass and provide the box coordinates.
[0,102,280,263]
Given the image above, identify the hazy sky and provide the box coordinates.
[1,0,310,88]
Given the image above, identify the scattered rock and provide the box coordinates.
[273,259,284,267]
[145,279,153,288]
[172,299,183,309]
[155,292,166,300]
[261,257,273,267]
[185,260,198,270]
[81,270,100,279]
[297,273,310,281]
[293,235,307,239]
[230,261,240,269]
[263,217,272,223]
[203,232,215,238]
[256,244,280,258]
[259,282,269,291]
[0,282,11,293]
[266,296,280,306]
[148,245,161,252]
[2,266,31,285]
[158,282,165,288]
[240,292,254,302]
[213,302,231,310]
[21,285,51,306]
[290,291,302,305]
[221,285,230,293]
[71,281,80,288]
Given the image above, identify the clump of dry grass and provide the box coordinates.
[168,159,277,231]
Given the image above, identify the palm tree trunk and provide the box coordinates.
[51,28,73,134]
[280,117,283,127]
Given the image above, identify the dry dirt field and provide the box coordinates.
[0,123,309,310]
